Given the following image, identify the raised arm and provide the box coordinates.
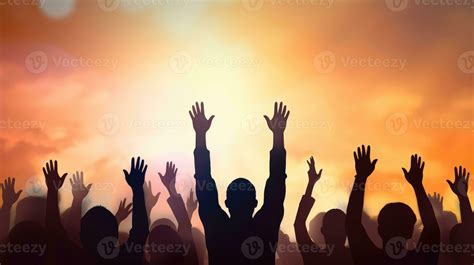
[144,180,161,225]
[346,145,379,264]
[159,162,199,265]
[189,102,227,226]
[68,171,92,240]
[402,155,440,249]
[447,166,472,223]
[186,189,198,220]
[427,192,443,218]
[294,157,322,250]
[0,177,22,242]
[256,102,289,225]
[123,157,149,246]
[115,198,132,226]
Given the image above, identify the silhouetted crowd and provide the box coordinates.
[0,102,472,265]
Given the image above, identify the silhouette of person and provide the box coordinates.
[14,196,47,226]
[2,221,47,265]
[346,146,440,265]
[276,230,303,265]
[294,156,353,265]
[447,166,473,265]
[189,102,289,265]
[147,161,198,265]
[0,177,22,243]
[42,158,149,265]
[191,228,208,265]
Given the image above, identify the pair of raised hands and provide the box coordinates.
[189,101,290,134]
[42,160,92,200]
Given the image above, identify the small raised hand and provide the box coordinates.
[447,166,470,197]
[70,171,92,201]
[189,102,215,135]
[428,192,443,216]
[186,189,198,218]
[402,154,425,188]
[144,180,161,212]
[42,160,68,192]
[1,177,22,208]
[307,156,322,184]
[159,161,178,196]
[115,198,132,225]
[264,102,290,134]
[123,157,147,192]
[353,145,378,180]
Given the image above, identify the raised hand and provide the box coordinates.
[402,154,425,188]
[264,102,290,134]
[428,192,443,216]
[353,145,378,180]
[307,156,323,184]
[144,180,161,212]
[115,198,132,225]
[123,157,147,192]
[70,171,92,201]
[159,161,178,196]
[1,177,22,208]
[189,102,215,135]
[447,166,470,197]
[42,160,68,192]
[186,189,198,218]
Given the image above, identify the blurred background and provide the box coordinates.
[0,0,472,238]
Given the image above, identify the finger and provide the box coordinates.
[440,196,444,204]
[421,162,425,171]
[353,152,358,162]
[192,105,197,117]
[46,161,51,174]
[367,145,371,157]
[318,169,323,176]
[282,105,287,116]
[80,172,84,184]
[209,115,215,124]
[11,178,15,189]
[201,102,205,115]
[362,145,366,157]
[123,170,129,178]
[372,159,378,167]
[455,167,459,178]
[189,111,194,119]
[307,160,311,167]
[264,115,271,126]
[195,102,200,113]
[131,157,135,171]
[284,110,290,120]
[86,184,92,191]
[357,147,361,159]
[43,167,47,177]
[402,168,408,176]
[143,165,148,175]
[61,173,68,184]
[278,102,283,113]
[54,160,58,172]
[467,173,470,183]
[70,179,73,186]
[463,167,466,178]
[15,190,22,198]
[446,180,454,188]
[140,159,145,172]
[273,102,277,115]
[0,184,4,193]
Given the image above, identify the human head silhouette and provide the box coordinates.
[225,178,257,220]
[148,224,184,264]
[321,209,347,247]
[150,218,177,231]
[14,196,46,226]
[378,203,416,245]
[309,212,326,245]
[80,206,118,256]
[6,221,47,265]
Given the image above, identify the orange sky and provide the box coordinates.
[0,0,473,238]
